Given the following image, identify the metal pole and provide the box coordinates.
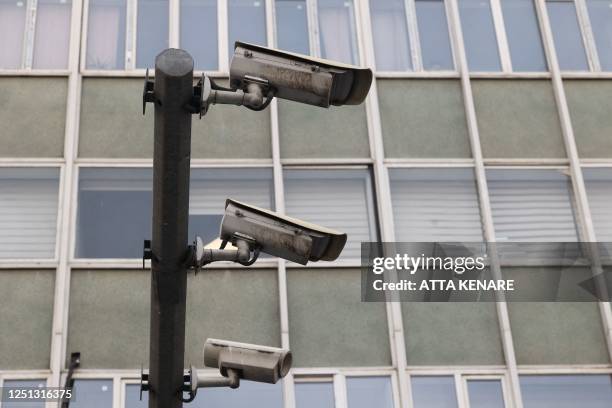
[149,48,194,408]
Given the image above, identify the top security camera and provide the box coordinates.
[229,41,373,108]
[220,199,347,265]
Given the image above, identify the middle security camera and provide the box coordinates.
[219,199,347,265]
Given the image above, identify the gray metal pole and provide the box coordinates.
[149,48,194,408]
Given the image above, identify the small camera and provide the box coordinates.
[220,199,347,265]
[203,338,292,384]
[229,41,373,108]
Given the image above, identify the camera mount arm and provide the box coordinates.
[182,366,239,403]
[190,233,260,273]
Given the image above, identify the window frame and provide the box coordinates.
[0,0,73,73]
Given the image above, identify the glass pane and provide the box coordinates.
[583,168,612,241]
[346,377,394,408]
[318,0,359,64]
[76,168,273,258]
[69,380,113,408]
[486,169,580,242]
[32,0,71,69]
[389,168,484,241]
[136,0,168,69]
[228,0,266,62]
[126,384,146,407]
[411,376,458,408]
[586,0,612,71]
[370,0,412,71]
[458,0,502,71]
[275,0,310,54]
[520,375,612,407]
[283,169,378,262]
[295,382,335,408]
[416,0,454,70]
[500,0,547,71]
[0,0,26,68]
[181,0,218,70]
[546,0,589,70]
[467,380,505,408]
[86,0,127,69]
[0,168,60,259]
[2,380,47,408]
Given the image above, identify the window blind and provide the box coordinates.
[284,169,377,262]
[0,168,60,259]
[389,168,484,242]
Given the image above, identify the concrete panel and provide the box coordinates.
[79,78,271,158]
[509,302,609,364]
[565,80,612,158]
[472,79,566,158]
[378,79,472,158]
[287,268,391,367]
[402,303,504,365]
[0,78,66,157]
[278,101,370,158]
[0,270,54,369]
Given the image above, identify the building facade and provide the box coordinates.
[1,0,612,407]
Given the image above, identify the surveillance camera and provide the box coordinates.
[220,199,347,265]
[203,338,292,384]
[229,41,373,108]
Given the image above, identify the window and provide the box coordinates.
[586,0,612,71]
[129,381,283,408]
[520,375,612,407]
[276,0,359,64]
[346,377,394,408]
[75,167,273,258]
[69,380,113,408]
[136,0,169,69]
[415,0,454,70]
[181,0,218,70]
[275,0,310,54]
[370,0,412,71]
[467,379,505,408]
[487,169,580,242]
[457,0,502,71]
[583,168,612,241]
[546,0,589,70]
[228,0,267,61]
[389,168,484,242]
[295,381,335,408]
[411,376,458,408]
[0,168,60,260]
[283,169,378,262]
[1,380,47,408]
[370,0,454,71]
[86,0,127,69]
[500,0,547,71]
[0,0,71,69]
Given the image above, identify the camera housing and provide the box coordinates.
[220,199,347,265]
[203,338,292,384]
[230,41,373,108]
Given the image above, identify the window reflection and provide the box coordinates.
[70,379,113,408]
[457,0,502,71]
[411,376,458,408]
[520,375,612,407]
[275,0,310,54]
[295,381,335,408]
[546,0,589,70]
[467,379,505,408]
[346,377,394,408]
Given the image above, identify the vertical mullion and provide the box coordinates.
[23,0,38,69]
[534,0,612,361]
[444,0,460,71]
[455,373,468,408]
[334,374,348,408]
[356,1,410,407]
[489,0,512,72]
[266,0,276,47]
[49,0,83,390]
[446,1,524,407]
[574,0,601,71]
[404,0,422,71]
[218,0,229,72]
[169,0,179,48]
[126,0,137,69]
[308,0,321,57]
